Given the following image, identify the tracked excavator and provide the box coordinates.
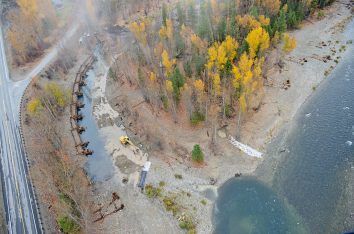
[119,136,141,154]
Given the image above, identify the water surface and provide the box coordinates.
[78,68,115,181]
[214,19,354,234]
[214,177,307,234]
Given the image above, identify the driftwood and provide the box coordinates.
[93,192,124,223]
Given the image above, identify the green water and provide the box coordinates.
[213,177,308,234]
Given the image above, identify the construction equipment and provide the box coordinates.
[119,136,141,155]
[119,136,133,145]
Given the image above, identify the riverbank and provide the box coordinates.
[241,0,353,153]
[97,1,354,233]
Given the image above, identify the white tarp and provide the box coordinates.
[229,136,263,158]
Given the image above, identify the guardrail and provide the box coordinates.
[18,77,44,233]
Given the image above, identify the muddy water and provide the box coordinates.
[78,67,115,182]
[214,19,354,234]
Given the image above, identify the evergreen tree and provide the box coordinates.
[192,144,204,162]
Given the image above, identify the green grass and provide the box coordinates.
[200,199,207,205]
[57,215,80,234]
[190,111,205,125]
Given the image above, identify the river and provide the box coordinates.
[213,19,354,234]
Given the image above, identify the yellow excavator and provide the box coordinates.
[120,136,133,145]
[119,136,141,154]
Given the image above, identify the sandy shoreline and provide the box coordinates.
[90,1,353,233]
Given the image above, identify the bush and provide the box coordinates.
[190,111,205,125]
[174,174,183,179]
[45,83,68,108]
[192,144,204,162]
[179,215,196,233]
[224,104,234,118]
[27,98,43,114]
[163,197,179,216]
[183,60,193,78]
[145,184,162,198]
[317,10,325,19]
[57,215,80,234]
[160,95,169,110]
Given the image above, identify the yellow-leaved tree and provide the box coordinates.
[27,98,42,114]
[161,50,176,76]
[130,22,148,46]
[282,33,297,53]
[246,27,270,59]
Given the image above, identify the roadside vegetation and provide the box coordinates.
[20,31,96,232]
[5,0,76,66]
[25,80,96,233]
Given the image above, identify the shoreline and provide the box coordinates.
[77,1,354,233]
[98,2,350,233]
[253,1,354,184]
[241,0,353,153]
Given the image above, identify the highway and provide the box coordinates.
[0,27,41,233]
[0,23,79,233]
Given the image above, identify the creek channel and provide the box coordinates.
[76,63,115,182]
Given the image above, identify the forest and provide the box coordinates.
[107,0,334,140]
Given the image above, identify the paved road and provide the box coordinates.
[0,28,41,233]
[0,23,79,233]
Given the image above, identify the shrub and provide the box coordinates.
[57,215,80,234]
[174,174,183,179]
[160,95,169,110]
[190,111,205,125]
[224,104,234,118]
[200,199,207,205]
[27,98,42,114]
[163,197,179,216]
[45,83,68,108]
[183,60,193,78]
[179,215,196,233]
[192,144,204,162]
[317,10,325,19]
[145,184,162,198]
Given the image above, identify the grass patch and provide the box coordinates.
[163,197,180,216]
[145,184,162,198]
[57,215,80,234]
[200,199,207,205]
[179,215,196,234]
[317,10,325,19]
[190,111,205,125]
